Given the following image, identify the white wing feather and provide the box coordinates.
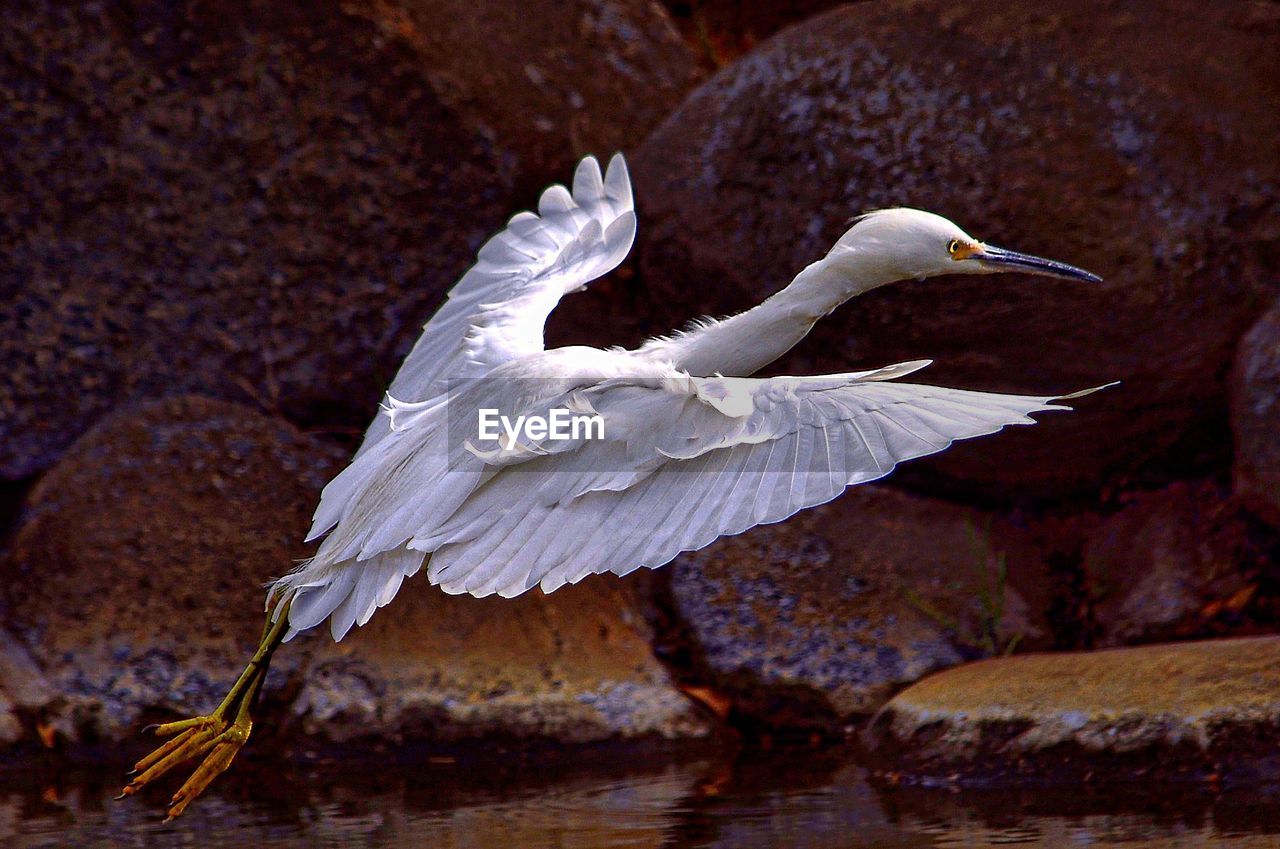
[353,154,635,460]
[281,361,1107,639]
[417,369,1109,599]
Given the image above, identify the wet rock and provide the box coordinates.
[669,486,1045,728]
[1082,482,1262,647]
[295,577,709,744]
[0,1,511,480]
[872,636,1280,785]
[633,0,1280,500]
[347,0,701,193]
[0,396,348,743]
[0,396,705,747]
[1232,300,1280,527]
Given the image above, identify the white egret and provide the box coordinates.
[121,153,1109,818]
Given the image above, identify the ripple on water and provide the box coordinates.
[4,750,1280,848]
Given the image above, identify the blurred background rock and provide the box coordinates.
[0,0,1277,766]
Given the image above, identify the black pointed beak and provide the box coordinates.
[974,244,1102,283]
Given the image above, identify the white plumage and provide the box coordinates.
[275,154,1109,642]
[352,154,637,462]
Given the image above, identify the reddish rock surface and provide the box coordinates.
[1233,300,1280,527]
[632,0,1280,500]
[0,396,704,747]
[296,575,708,744]
[1081,482,1265,647]
[346,0,701,194]
[668,486,1046,728]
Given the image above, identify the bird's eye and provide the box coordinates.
[947,239,961,255]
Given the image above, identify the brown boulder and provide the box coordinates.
[345,0,702,194]
[0,1,511,480]
[295,576,708,744]
[669,486,1045,728]
[0,396,704,747]
[632,0,1280,500]
[872,636,1280,785]
[0,396,348,742]
[1082,481,1262,647]
[1232,300,1280,527]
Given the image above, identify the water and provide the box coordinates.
[5,746,1279,848]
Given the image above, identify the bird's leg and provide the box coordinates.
[118,593,292,820]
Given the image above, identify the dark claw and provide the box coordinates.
[142,724,160,734]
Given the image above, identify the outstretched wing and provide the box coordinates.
[355,154,636,458]
[282,360,1109,640]
[417,367,1111,598]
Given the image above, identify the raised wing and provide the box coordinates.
[354,154,636,459]
[416,368,1111,598]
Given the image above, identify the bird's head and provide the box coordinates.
[831,208,1101,285]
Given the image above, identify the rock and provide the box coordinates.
[0,396,348,743]
[0,628,56,712]
[1232,300,1280,527]
[295,577,708,744]
[346,0,701,193]
[0,1,512,480]
[0,395,704,748]
[632,0,1280,500]
[0,627,57,746]
[872,636,1280,785]
[1082,482,1261,647]
[1,0,704,483]
[669,486,1045,728]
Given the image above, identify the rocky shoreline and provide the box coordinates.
[2,0,1278,787]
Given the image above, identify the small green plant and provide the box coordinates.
[904,522,1024,657]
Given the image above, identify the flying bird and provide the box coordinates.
[121,153,1109,818]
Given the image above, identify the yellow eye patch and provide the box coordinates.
[947,239,982,260]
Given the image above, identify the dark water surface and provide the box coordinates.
[6,746,1279,848]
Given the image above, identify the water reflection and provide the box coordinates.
[4,746,1279,848]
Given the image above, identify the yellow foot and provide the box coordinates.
[117,712,253,820]
[120,593,290,820]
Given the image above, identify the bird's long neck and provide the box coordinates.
[644,248,901,377]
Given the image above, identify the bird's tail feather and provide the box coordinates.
[273,548,425,642]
